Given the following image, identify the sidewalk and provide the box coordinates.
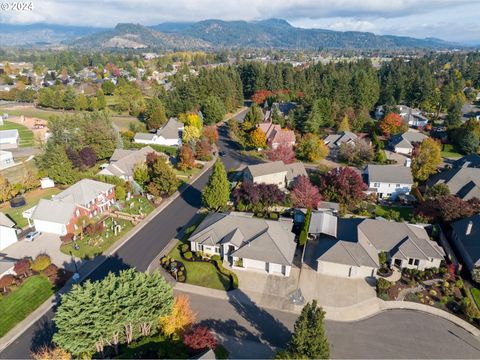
[0,158,215,352]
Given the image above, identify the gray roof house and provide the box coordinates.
[427,167,480,200]
[452,154,480,169]
[324,131,358,150]
[305,213,444,278]
[365,164,413,200]
[134,118,184,146]
[389,130,428,155]
[0,129,19,149]
[243,161,307,190]
[451,215,480,272]
[189,212,296,276]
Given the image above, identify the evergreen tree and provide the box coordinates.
[147,156,179,197]
[337,115,351,132]
[244,104,263,125]
[202,96,226,125]
[96,89,106,110]
[37,144,78,185]
[63,87,77,110]
[202,160,230,211]
[101,80,116,95]
[144,98,167,130]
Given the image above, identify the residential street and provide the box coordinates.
[1,124,480,359]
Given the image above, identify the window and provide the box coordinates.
[374,183,380,188]
[396,184,401,188]
[197,244,203,251]
[408,258,414,265]
[414,259,419,266]
[215,247,220,254]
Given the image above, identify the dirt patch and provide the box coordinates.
[7,115,48,141]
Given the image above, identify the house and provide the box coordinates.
[365,164,413,199]
[451,215,480,273]
[98,146,165,181]
[452,154,480,169]
[427,167,480,200]
[389,130,428,155]
[0,150,14,169]
[0,129,19,149]
[189,212,296,276]
[324,131,358,157]
[134,118,184,146]
[0,212,18,251]
[30,179,115,236]
[306,213,444,278]
[375,105,429,127]
[243,161,307,190]
[257,121,296,149]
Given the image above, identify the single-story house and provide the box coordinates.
[257,121,296,149]
[365,164,413,200]
[452,154,480,169]
[243,160,307,190]
[0,129,19,149]
[427,167,480,200]
[306,213,444,278]
[451,214,480,273]
[0,150,14,169]
[0,212,18,251]
[324,131,358,157]
[375,105,429,127]
[98,146,166,181]
[389,130,428,155]
[134,118,184,146]
[189,212,296,276]
[30,179,115,236]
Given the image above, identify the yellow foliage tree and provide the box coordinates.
[411,137,442,182]
[31,346,71,360]
[181,113,203,129]
[249,128,267,149]
[159,295,197,337]
[182,125,202,144]
[337,115,351,132]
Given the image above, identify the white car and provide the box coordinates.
[25,231,41,242]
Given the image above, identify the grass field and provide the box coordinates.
[0,275,54,337]
[441,144,462,159]
[375,205,414,221]
[0,187,61,228]
[0,120,34,147]
[1,107,62,121]
[111,115,142,131]
[471,288,480,310]
[0,159,37,183]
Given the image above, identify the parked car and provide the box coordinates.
[219,151,226,157]
[25,231,41,241]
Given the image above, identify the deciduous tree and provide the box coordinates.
[183,326,217,352]
[178,145,195,170]
[147,157,179,197]
[183,125,202,144]
[319,167,366,209]
[203,126,219,145]
[248,128,267,148]
[296,134,329,163]
[378,113,406,137]
[265,144,296,164]
[159,295,197,337]
[411,138,442,182]
[290,176,322,209]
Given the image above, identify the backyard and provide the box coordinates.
[0,158,37,183]
[441,144,462,159]
[0,187,61,228]
[0,275,54,337]
[0,120,34,147]
[375,205,414,221]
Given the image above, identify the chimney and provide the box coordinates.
[466,221,473,236]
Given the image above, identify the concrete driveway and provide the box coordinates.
[1,233,75,270]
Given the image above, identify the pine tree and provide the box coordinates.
[145,98,167,130]
[337,115,351,132]
[202,160,230,211]
[202,96,226,125]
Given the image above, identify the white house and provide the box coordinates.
[0,150,14,169]
[365,164,413,200]
[134,118,184,147]
[389,130,428,155]
[0,212,18,251]
[0,129,19,149]
[375,105,429,127]
[189,212,296,277]
[243,161,307,190]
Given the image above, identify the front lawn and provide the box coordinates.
[173,166,201,180]
[375,205,414,221]
[119,197,155,216]
[0,275,54,337]
[2,107,60,121]
[471,288,480,309]
[441,144,462,159]
[0,187,62,228]
[0,120,34,147]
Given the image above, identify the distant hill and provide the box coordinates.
[0,19,462,50]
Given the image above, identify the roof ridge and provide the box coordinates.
[339,240,361,267]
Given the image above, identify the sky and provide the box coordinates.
[1,0,479,43]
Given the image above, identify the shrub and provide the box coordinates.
[31,254,52,272]
[376,278,391,295]
[180,244,190,253]
[429,289,437,297]
[178,275,186,282]
[43,264,59,277]
[184,251,193,260]
[269,212,279,220]
[0,274,15,291]
[14,258,32,278]
[211,255,221,261]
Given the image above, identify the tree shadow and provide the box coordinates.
[179,181,204,208]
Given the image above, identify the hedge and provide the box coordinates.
[212,259,239,290]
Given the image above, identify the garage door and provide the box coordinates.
[317,261,374,278]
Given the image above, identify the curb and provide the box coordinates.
[0,159,215,353]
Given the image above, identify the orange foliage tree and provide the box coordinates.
[159,295,197,337]
[249,128,267,148]
[378,113,406,137]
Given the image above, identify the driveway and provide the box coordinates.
[1,233,75,271]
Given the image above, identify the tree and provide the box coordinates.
[0,175,12,203]
[147,157,179,197]
[144,98,167,130]
[37,144,78,185]
[319,167,366,209]
[202,160,230,211]
[284,300,330,359]
[31,254,52,272]
[159,295,197,337]
[248,128,267,149]
[133,162,150,188]
[101,80,116,95]
[53,269,174,356]
[296,134,329,163]
[78,147,97,168]
[195,139,212,161]
[178,145,195,170]
[203,126,219,145]
[13,259,31,278]
[445,99,463,128]
[265,144,296,164]
[244,104,263,125]
[183,125,202,144]
[232,182,286,212]
[182,113,203,129]
[458,132,479,154]
[425,183,450,199]
[74,93,88,111]
[96,89,106,110]
[0,274,14,292]
[378,113,406,137]
[416,195,474,222]
[411,138,442,182]
[31,346,71,360]
[290,176,322,209]
[304,98,334,134]
[183,326,217,352]
[201,96,226,125]
[338,138,374,166]
[337,115,350,132]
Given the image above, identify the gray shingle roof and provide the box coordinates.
[285,162,307,183]
[100,146,163,178]
[156,117,183,140]
[32,199,76,224]
[390,131,428,148]
[428,167,480,200]
[367,165,413,185]
[315,237,379,268]
[189,212,296,266]
[245,161,287,178]
[0,212,15,228]
[453,154,480,169]
[52,179,114,206]
[451,215,480,268]
[134,133,156,141]
[0,129,19,140]
[324,131,358,149]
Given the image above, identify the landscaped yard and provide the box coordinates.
[375,205,414,221]
[471,288,480,309]
[118,196,155,216]
[0,275,54,337]
[441,144,462,159]
[111,115,142,131]
[173,166,201,180]
[0,120,34,147]
[1,107,61,121]
[0,158,37,183]
[0,187,62,228]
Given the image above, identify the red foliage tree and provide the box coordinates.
[318,167,366,209]
[183,326,217,352]
[79,147,97,168]
[378,113,405,137]
[251,90,274,105]
[203,126,219,145]
[416,195,473,222]
[265,144,296,164]
[290,175,322,209]
[195,139,212,161]
[14,258,31,278]
[178,145,195,170]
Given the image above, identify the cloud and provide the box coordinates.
[0,0,478,42]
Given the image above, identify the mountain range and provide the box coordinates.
[0,19,462,50]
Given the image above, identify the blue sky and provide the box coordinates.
[2,0,479,43]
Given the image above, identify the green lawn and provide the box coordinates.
[173,166,201,179]
[441,144,462,159]
[0,187,62,228]
[111,115,142,131]
[120,197,155,215]
[375,205,414,221]
[0,158,37,183]
[471,288,480,310]
[61,217,134,259]
[0,120,34,147]
[1,107,62,121]
[0,275,54,337]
